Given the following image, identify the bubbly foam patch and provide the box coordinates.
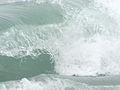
[0,77,88,90]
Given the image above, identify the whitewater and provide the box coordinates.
[0,0,120,90]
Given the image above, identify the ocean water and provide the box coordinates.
[0,0,120,90]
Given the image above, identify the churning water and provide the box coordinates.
[0,0,120,90]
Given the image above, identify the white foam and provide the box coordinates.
[0,77,88,90]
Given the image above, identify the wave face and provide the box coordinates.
[0,0,120,89]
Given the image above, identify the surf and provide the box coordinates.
[0,0,120,90]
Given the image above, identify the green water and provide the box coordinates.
[0,53,54,82]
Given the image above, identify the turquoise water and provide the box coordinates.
[0,0,120,90]
[0,54,54,82]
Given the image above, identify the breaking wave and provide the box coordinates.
[0,0,120,89]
